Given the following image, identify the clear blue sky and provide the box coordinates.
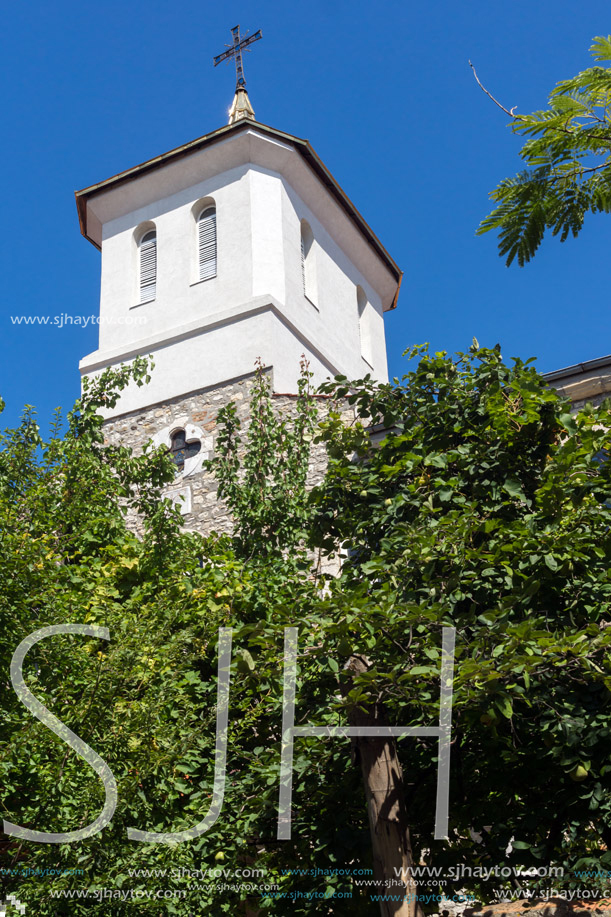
[2,0,610,431]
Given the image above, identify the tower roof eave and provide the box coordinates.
[75,119,402,310]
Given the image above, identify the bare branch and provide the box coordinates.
[469,60,522,119]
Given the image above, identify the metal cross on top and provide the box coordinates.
[213,25,263,91]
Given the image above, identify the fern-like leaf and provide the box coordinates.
[590,35,611,62]
[479,38,611,264]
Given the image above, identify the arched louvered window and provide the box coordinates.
[139,230,157,303]
[198,207,217,281]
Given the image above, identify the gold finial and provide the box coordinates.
[228,87,256,124]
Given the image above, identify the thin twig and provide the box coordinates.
[469,60,521,119]
[9,841,24,869]
[547,162,611,184]
[381,628,410,655]
[470,60,611,145]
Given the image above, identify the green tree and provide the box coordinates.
[210,344,611,908]
[5,344,611,916]
[476,36,611,265]
[209,357,318,561]
[0,360,257,915]
[0,360,374,916]
[311,343,611,901]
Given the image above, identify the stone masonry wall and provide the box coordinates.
[102,369,353,542]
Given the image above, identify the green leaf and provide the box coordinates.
[503,478,524,498]
[495,696,513,719]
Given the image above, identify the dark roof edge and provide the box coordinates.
[543,354,611,383]
[74,120,402,294]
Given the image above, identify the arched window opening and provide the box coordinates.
[300,220,317,305]
[198,206,217,281]
[300,231,307,290]
[357,286,374,367]
[139,230,157,303]
[169,429,201,474]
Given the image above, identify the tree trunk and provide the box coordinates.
[345,654,424,917]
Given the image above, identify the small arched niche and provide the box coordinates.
[357,285,375,368]
[300,219,318,307]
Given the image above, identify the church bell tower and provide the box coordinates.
[75,26,402,531]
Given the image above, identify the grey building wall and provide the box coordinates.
[544,355,611,410]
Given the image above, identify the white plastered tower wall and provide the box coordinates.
[76,108,402,530]
[78,122,401,413]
